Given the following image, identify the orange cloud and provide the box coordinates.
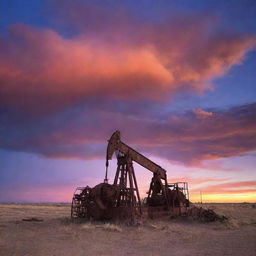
[191,181,256,197]
[0,21,255,113]
[189,180,256,202]
[193,108,213,119]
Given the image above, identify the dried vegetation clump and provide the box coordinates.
[188,206,228,223]
[195,203,256,229]
[81,222,123,232]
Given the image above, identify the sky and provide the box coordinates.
[0,0,256,203]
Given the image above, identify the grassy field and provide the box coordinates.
[0,203,255,256]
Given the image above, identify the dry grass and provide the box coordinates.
[195,203,256,229]
[101,223,123,232]
[0,203,255,256]
[81,223,96,230]
[81,222,122,232]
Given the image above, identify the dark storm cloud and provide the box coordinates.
[1,103,255,165]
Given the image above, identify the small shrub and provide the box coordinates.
[82,223,95,230]
[101,223,122,232]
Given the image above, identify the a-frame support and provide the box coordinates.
[113,154,141,219]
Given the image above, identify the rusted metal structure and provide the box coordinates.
[71,131,190,221]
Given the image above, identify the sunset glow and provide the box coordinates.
[0,0,256,203]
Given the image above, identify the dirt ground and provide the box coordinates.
[0,203,255,256]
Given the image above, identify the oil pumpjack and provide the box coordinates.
[71,131,190,221]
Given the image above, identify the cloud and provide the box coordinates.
[197,180,256,194]
[0,1,256,165]
[0,24,174,113]
[118,103,256,165]
[1,102,255,165]
[193,108,213,119]
[169,176,229,185]
[0,13,255,114]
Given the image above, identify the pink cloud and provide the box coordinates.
[193,108,213,119]
[0,18,255,114]
[170,176,230,185]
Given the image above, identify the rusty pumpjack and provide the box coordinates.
[71,131,190,221]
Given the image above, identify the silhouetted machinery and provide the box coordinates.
[71,131,190,221]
